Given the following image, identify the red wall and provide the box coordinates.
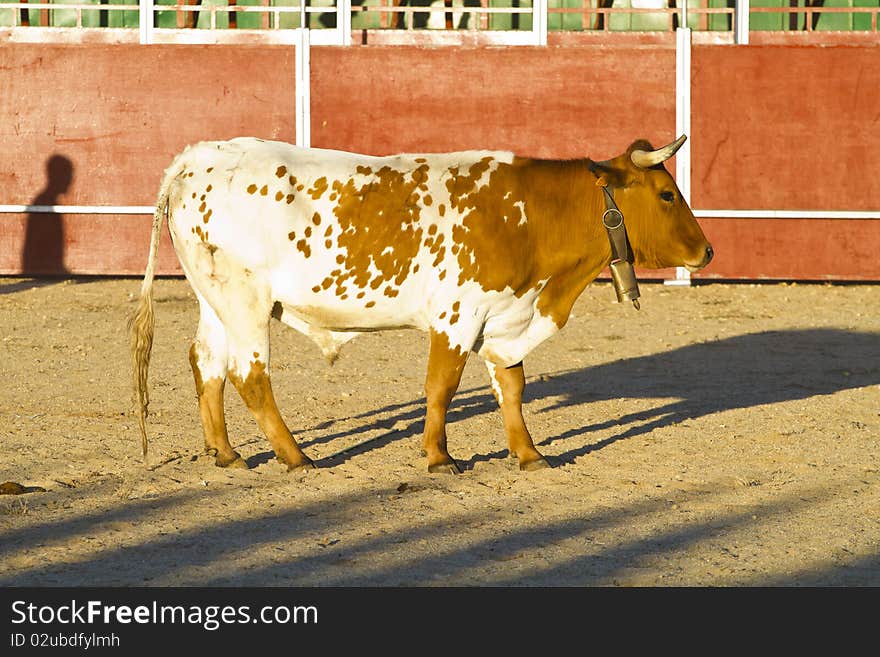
[310,45,675,159]
[691,45,880,211]
[1,42,878,280]
[689,44,880,281]
[0,44,296,275]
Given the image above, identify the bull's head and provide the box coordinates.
[589,135,714,273]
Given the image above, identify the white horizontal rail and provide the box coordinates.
[0,205,154,214]
[694,209,880,219]
[1,206,878,219]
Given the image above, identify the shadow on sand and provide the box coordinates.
[293,327,879,470]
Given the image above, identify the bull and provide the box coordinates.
[130,135,712,473]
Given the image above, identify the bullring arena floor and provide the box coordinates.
[0,276,878,585]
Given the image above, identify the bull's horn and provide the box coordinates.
[630,135,687,168]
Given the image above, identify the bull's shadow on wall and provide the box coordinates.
[300,328,880,469]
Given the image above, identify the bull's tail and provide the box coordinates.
[128,170,176,464]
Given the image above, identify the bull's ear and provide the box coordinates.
[587,159,628,189]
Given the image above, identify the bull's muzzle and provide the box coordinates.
[686,244,715,273]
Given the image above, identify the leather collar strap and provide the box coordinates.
[600,186,641,310]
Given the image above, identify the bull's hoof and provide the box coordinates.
[520,456,551,472]
[428,461,461,475]
[216,453,249,469]
[287,460,316,473]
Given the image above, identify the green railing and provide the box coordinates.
[2,0,878,32]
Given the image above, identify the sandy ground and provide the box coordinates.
[0,276,878,587]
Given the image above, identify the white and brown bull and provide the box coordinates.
[130,135,712,473]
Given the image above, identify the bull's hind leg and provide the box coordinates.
[484,360,550,471]
[190,299,247,469]
[226,321,315,472]
[423,329,469,474]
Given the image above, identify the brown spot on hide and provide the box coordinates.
[448,158,538,293]
[253,351,260,358]
[312,285,321,293]
[203,209,212,223]
[275,191,284,202]
[321,277,333,290]
[206,167,214,173]
[288,231,296,241]
[247,184,258,194]
[324,226,333,237]
[449,313,460,324]
[439,204,446,217]
[305,226,312,238]
[365,301,376,308]
[356,291,365,299]
[425,194,433,206]
[446,157,493,210]
[452,301,461,312]
[439,269,446,280]
[312,212,322,226]
[276,165,287,178]
[308,177,328,199]
[430,233,445,254]
[206,184,213,192]
[286,194,295,204]
[296,239,311,257]
[325,239,332,248]
[428,224,438,236]
[328,165,425,296]
[260,185,268,196]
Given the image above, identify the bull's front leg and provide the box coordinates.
[423,329,469,474]
[485,361,551,471]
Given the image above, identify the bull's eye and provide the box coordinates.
[660,191,675,203]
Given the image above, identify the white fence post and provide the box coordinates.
[735,0,750,44]
[668,22,693,287]
[532,0,547,45]
[338,0,352,46]
[139,0,154,44]
[295,2,311,148]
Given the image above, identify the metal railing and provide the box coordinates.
[4,0,878,35]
